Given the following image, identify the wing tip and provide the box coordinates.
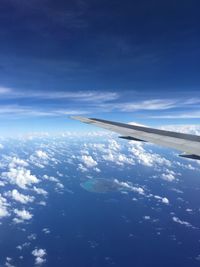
[179,154,200,160]
[70,116,94,124]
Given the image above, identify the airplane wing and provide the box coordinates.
[71,116,200,160]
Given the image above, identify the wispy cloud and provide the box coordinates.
[0,86,12,94]
[119,99,177,111]
[0,87,119,102]
[0,105,89,117]
[95,97,200,114]
[172,216,195,229]
[0,85,200,119]
[151,111,200,119]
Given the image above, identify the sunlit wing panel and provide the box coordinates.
[71,116,200,159]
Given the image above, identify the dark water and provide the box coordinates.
[0,138,200,266]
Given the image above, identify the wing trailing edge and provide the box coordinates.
[71,116,200,160]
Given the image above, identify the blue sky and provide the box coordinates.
[0,0,200,135]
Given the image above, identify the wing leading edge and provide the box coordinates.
[71,116,200,160]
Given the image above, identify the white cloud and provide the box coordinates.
[176,161,196,171]
[16,242,30,250]
[0,181,6,186]
[153,111,200,119]
[153,195,170,205]
[114,97,200,114]
[6,189,34,204]
[0,88,119,102]
[56,182,64,190]
[8,157,28,168]
[29,151,50,168]
[196,255,200,261]
[81,155,98,168]
[171,188,183,194]
[5,262,15,267]
[108,139,121,151]
[160,124,200,135]
[32,248,47,265]
[186,208,193,213]
[13,209,33,223]
[129,142,171,168]
[2,167,39,189]
[35,150,48,159]
[5,257,15,267]
[38,201,46,206]
[56,171,63,177]
[28,233,37,240]
[0,105,89,118]
[0,89,119,118]
[120,99,177,111]
[114,179,145,195]
[161,171,176,182]
[42,228,50,234]
[0,194,10,218]
[33,186,48,196]
[0,86,12,94]
[162,197,169,204]
[102,152,115,162]
[172,216,194,228]
[77,163,87,172]
[96,139,135,166]
[102,151,135,166]
[43,175,59,182]
[144,216,151,220]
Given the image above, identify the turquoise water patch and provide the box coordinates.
[80,179,119,193]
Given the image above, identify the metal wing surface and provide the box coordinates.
[71,116,200,160]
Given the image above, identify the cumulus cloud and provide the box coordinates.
[35,150,48,159]
[16,242,30,251]
[154,195,170,205]
[32,248,47,265]
[114,179,145,195]
[108,139,121,151]
[43,175,59,182]
[2,167,39,189]
[8,157,28,168]
[172,216,195,228]
[0,181,6,186]
[0,194,10,218]
[102,151,135,166]
[81,155,98,168]
[77,163,87,172]
[55,182,64,190]
[5,189,34,204]
[5,257,15,267]
[161,170,176,182]
[176,161,196,171]
[28,233,37,240]
[38,201,46,206]
[29,150,51,168]
[13,209,33,223]
[33,186,48,196]
[128,142,171,168]
[186,208,193,213]
[42,228,50,234]
[91,139,135,166]
[162,197,169,204]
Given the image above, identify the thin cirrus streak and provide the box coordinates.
[0,87,119,102]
